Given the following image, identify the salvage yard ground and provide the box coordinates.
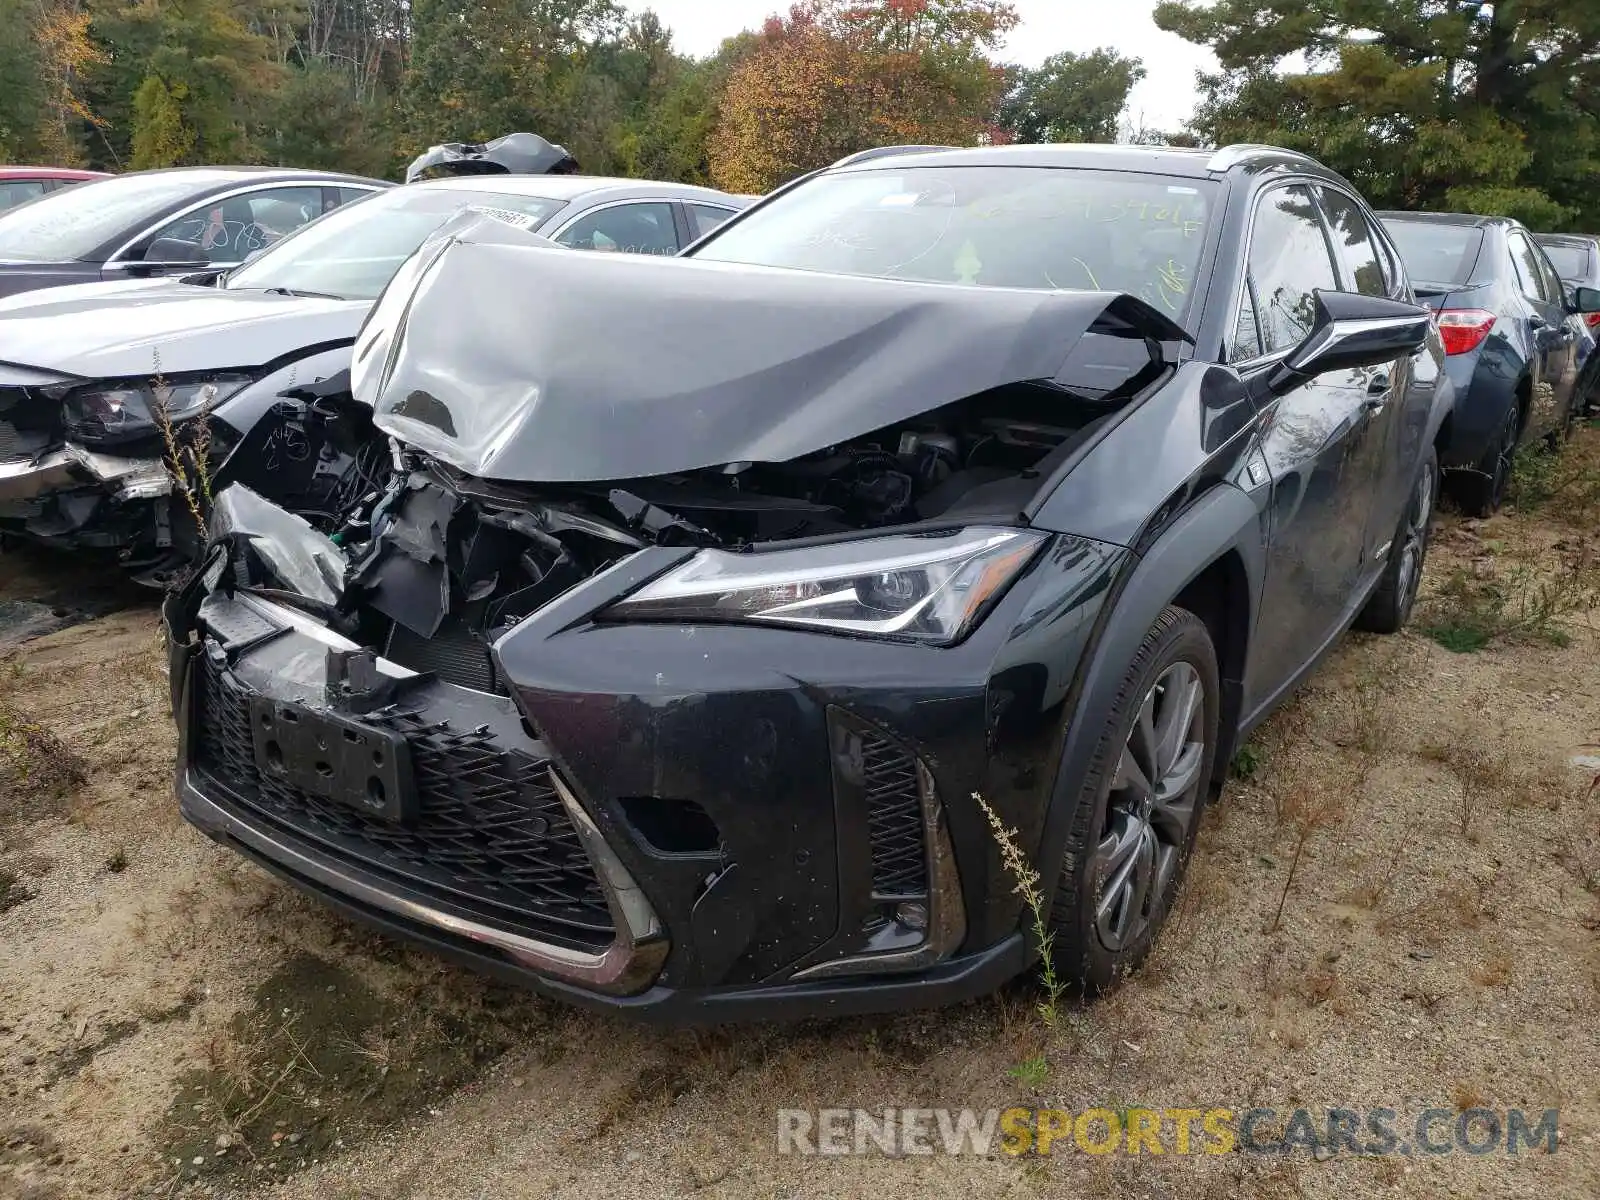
[2,433,1598,1200]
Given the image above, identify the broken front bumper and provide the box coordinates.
[0,444,173,555]
[165,579,1026,1023]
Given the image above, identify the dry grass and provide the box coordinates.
[0,700,89,804]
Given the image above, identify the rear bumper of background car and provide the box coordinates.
[1437,349,1518,471]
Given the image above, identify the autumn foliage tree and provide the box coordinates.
[709,0,1017,194]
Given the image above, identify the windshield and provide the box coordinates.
[225,188,567,301]
[1383,220,1485,286]
[0,173,212,262]
[1540,242,1591,281]
[690,166,1216,320]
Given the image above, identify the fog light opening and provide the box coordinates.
[895,900,929,933]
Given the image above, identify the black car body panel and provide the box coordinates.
[168,144,1453,1021]
[0,260,104,300]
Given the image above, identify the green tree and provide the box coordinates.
[0,0,49,160]
[129,74,193,167]
[401,0,628,167]
[260,61,396,177]
[997,48,1145,143]
[89,0,285,168]
[1155,0,1600,230]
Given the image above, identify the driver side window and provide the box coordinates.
[1237,185,1341,359]
[134,187,325,264]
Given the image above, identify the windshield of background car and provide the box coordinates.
[690,166,1216,321]
[1540,243,1592,281]
[225,188,567,301]
[0,174,210,261]
[1382,220,1485,286]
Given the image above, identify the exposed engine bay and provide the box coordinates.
[217,377,1128,695]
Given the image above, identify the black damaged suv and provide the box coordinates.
[168,144,1453,1021]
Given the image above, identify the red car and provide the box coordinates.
[0,167,110,213]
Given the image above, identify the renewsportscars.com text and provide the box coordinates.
[777,1106,1560,1157]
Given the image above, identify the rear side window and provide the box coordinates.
[1508,232,1554,303]
[0,180,47,211]
[1317,187,1387,297]
[1382,220,1484,287]
[1244,185,1341,356]
[686,203,737,240]
[1531,244,1567,302]
[1540,242,1592,281]
[555,202,681,255]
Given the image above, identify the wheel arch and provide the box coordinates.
[1170,550,1251,789]
[1032,483,1264,908]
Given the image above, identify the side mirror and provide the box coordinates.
[1256,290,1432,401]
[1572,285,1600,314]
[145,237,208,265]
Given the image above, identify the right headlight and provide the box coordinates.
[63,375,249,444]
[603,527,1046,645]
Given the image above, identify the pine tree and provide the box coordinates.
[1155,0,1600,230]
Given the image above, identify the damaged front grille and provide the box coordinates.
[192,650,615,950]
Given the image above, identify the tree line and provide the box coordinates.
[1,0,1597,230]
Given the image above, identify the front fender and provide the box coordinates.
[1030,481,1265,910]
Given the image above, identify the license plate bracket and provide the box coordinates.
[249,697,416,824]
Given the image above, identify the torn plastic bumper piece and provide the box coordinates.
[0,444,170,504]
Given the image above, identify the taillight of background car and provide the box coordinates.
[1435,308,1497,355]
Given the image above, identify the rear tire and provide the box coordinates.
[1047,607,1219,994]
[1455,403,1518,517]
[1355,447,1437,635]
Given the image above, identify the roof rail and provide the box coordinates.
[830,145,954,169]
[1205,143,1319,172]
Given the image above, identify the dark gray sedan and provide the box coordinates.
[0,167,391,301]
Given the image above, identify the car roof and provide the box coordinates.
[409,174,744,206]
[823,141,1352,186]
[0,167,108,181]
[1533,232,1597,247]
[86,166,388,189]
[1375,210,1503,229]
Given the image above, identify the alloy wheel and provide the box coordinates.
[1093,662,1206,952]
[1395,461,1435,615]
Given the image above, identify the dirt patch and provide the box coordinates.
[156,955,548,1191]
[1,434,1598,1199]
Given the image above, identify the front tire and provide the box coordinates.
[1047,607,1219,994]
[1355,447,1437,634]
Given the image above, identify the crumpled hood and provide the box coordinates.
[354,218,1189,483]
[0,280,370,380]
